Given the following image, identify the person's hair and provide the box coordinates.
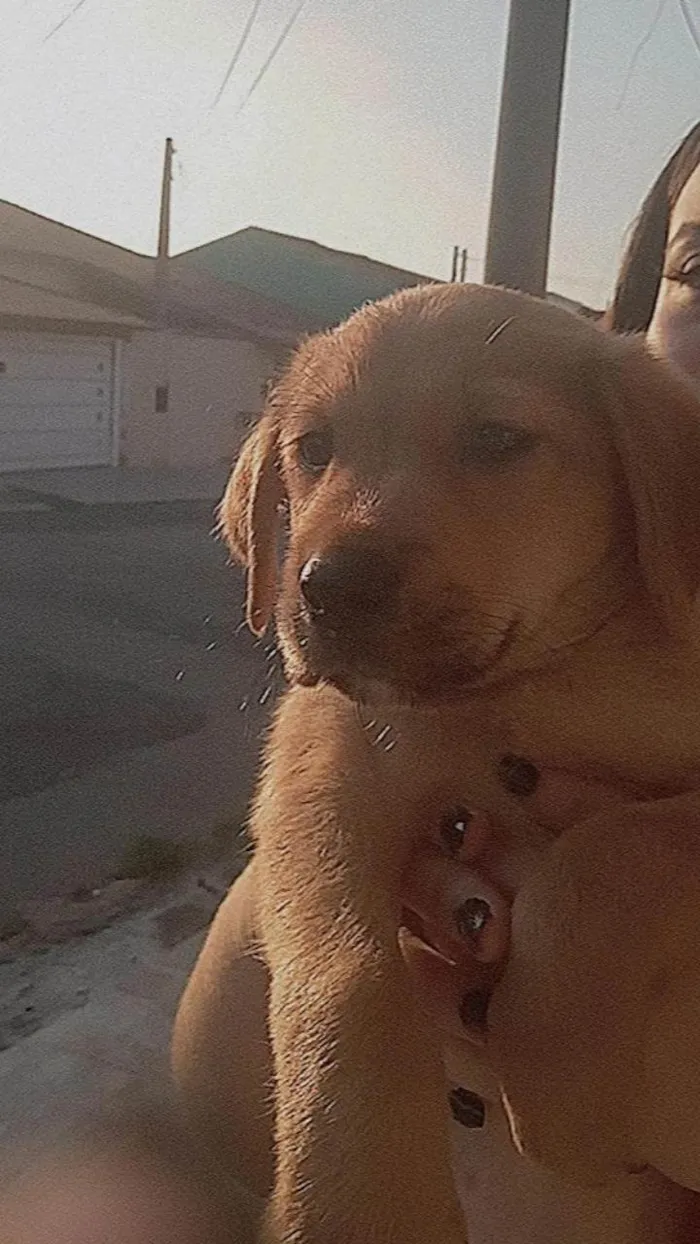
[605,121,700,333]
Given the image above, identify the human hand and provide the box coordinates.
[398,804,513,1120]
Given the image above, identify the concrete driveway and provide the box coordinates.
[0,483,280,911]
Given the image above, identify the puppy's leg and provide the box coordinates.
[254,685,467,1244]
[172,862,275,1198]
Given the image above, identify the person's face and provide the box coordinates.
[648,163,700,381]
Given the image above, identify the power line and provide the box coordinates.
[210,0,266,111]
[235,0,309,117]
[616,0,669,111]
[43,0,90,42]
[678,0,700,60]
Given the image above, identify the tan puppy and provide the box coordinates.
[218,283,700,1242]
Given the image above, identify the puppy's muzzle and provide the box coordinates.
[298,547,400,628]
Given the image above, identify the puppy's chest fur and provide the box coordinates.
[354,616,700,890]
[495,622,700,792]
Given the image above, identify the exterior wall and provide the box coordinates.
[119,330,286,468]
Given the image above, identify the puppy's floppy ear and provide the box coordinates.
[601,338,700,636]
[218,415,284,636]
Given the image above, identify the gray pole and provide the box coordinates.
[157,137,175,263]
[484,0,572,297]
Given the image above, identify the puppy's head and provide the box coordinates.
[221,283,700,704]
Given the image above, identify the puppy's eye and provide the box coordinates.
[460,421,538,469]
[297,427,334,474]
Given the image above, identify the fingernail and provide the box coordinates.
[498,754,539,797]
[460,989,490,1029]
[454,896,492,944]
[449,1086,485,1129]
[439,806,474,854]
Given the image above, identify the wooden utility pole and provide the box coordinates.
[450,244,459,282]
[459,247,468,283]
[484,0,571,297]
[157,137,175,263]
[154,138,175,422]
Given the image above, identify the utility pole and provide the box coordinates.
[449,245,469,281]
[484,0,571,297]
[157,137,175,264]
[154,137,175,427]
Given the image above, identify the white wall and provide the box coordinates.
[120,330,285,468]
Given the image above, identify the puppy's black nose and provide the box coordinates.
[299,549,397,620]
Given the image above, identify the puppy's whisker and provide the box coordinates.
[485,315,515,345]
[239,938,267,963]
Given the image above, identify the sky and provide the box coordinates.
[1,0,700,310]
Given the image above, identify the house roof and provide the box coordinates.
[175,226,433,330]
[0,273,147,329]
[0,200,306,344]
[0,201,601,341]
[176,226,601,327]
[546,290,602,320]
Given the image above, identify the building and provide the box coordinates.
[0,203,601,473]
[175,226,432,332]
[0,201,305,473]
[179,225,601,326]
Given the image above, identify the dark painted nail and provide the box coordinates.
[449,1086,485,1128]
[498,754,539,797]
[455,896,492,944]
[460,989,490,1029]
[439,806,474,855]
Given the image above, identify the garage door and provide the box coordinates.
[0,333,116,471]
